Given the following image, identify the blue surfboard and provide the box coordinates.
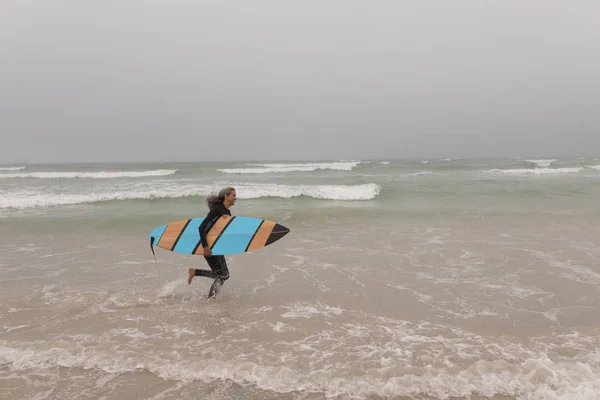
[150,215,290,256]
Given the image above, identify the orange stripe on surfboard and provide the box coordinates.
[193,215,233,254]
[246,220,275,252]
[157,219,190,250]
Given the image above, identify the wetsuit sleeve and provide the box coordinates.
[199,208,220,249]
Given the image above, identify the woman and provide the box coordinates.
[187,187,237,299]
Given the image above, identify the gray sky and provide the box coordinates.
[1,0,599,163]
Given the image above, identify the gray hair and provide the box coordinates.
[206,186,235,209]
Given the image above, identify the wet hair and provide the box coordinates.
[206,186,235,209]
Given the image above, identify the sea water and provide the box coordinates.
[1,158,599,399]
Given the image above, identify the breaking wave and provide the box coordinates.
[218,161,360,174]
[0,170,177,179]
[0,166,26,171]
[0,183,381,209]
[483,168,583,176]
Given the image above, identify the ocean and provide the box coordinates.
[1,157,599,399]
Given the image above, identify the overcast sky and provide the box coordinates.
[1,0,599,163]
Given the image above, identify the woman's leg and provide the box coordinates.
[188,256,230,297]
[207,256,229,298]
[187,256,218,284]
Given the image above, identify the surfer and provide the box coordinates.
[188,187,236,299]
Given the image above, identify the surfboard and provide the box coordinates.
[149,215,290,256]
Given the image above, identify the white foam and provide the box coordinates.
[0,182,381,209]
[281,302,345,319]
[0,169,177,179]
[526,159,557,168]
[270,322,287,332]
[0,185,208,209]
[387,283,434,303]
[440,158,461,162]
[157,280,189,298]
[0,166,26,171]
[237,183,381,201]
[109,328,151,340]
[403,172,440,178]
[2,342,600,400]
[586,165,600,171]
[167,328,198,338]
[0,325,29,334]
[218,161,360,174]
[484,168,583,176]
[105,294,153,309]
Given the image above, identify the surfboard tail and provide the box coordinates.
[149,224,168,256]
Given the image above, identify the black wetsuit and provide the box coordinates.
[193,203,231,298]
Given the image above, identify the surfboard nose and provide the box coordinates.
[266,223,290,246]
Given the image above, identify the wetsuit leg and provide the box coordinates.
[194,268,217,279]
[205,255,229,298]
[206,255,229,281]
[194,255,226,279]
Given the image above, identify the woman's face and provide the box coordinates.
[225,189,237,205]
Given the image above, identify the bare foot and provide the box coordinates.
[187,268,195,285]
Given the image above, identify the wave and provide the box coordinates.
[240,183,380,200]
[0,169,177,179]
[586,165,600,171]
[0,166,26,171]
[0,183,381,209]
[439,158,461,162]
[483,168,583,176]
[404,171,441,177]
[218,161,360,174]
[525,159,557,168]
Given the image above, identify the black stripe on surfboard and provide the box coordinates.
[191,217,217,255]
[244,220,265,252]
[191,216,232,255]
[170,219,191,251]
[191,237,203,255]
[209,216,236,250]
[265,224,290,246]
